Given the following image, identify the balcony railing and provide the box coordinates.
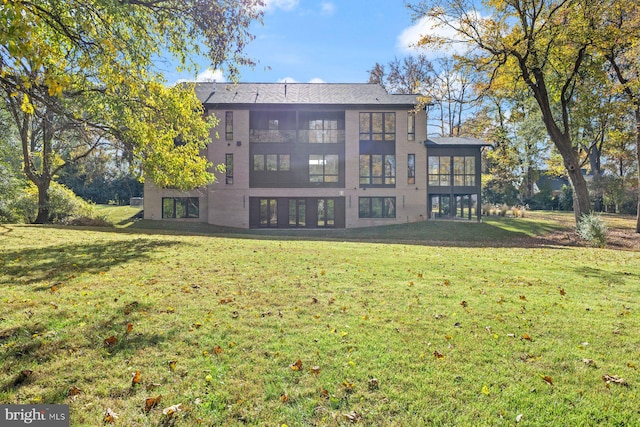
[249,129,345,144]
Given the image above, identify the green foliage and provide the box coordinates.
[9,182,99,224]
[577,212,608,247]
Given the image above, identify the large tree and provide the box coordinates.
[599,0,640,231]
[0,0,264,223]
[409,0,603,222]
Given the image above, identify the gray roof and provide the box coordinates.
[426,137,491,147]
[193,82,420,106]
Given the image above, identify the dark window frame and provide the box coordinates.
[407,112,415,141]
[225,153,233,184]
[309,154,339,183]
[162,197,199,219]
[253,154,291,172]
[225,111,233,140]
[358,197,396,219]
[259,198,278,227]
[407,153,415,185]
[316,198,336,228]
[359,154,396,187]
[359,112,396,142]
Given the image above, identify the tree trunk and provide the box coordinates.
[635,107,640,233]
[34,180,51,224]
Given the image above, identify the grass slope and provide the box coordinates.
[0,214,639,426]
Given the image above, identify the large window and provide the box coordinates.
[225,154,233,184]
[162,197,199,219]
[259,198,278,227]
[359,154,396,186]
[408,154,415,185]
[359,197,396,218]
[453,156,476,186]
[225,111,233,140]
[300,113,343,143]
[359,112,395,141]
[407,112,415,141]
[253,154,290,172]
[455,194,477,220]
[429,156,476,186]
[428,156,451,186]
[309,154,339,183]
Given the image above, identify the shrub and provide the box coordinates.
[9,181,103,224]
[576,212,607,248]
[499,204,509,216]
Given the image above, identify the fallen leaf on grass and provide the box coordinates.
[342,381,355,393]
[103,408,118,424]
[602,375,627,386]
[310,366,321,375]
[144,395,162,413]
[460,300,468,308]
[219,298,233,304]
[131,370,141,387]
[368,378,379,390]
[433,350,445,359]
[343,411,361,423]
[521,333,533,341]
[162,403,182,416]
[481,385,490,395]
[103,335,117,347]
[126,323,133,333]
[560,288,566,296]
[168,360,177,371]
[280,393,289,403]
[516,413,523,423]
[519,295,527,301]
[124,301,139,315]
[68,386,81,397]
[290,359,302,371]
[214,345,223,355]
[542,375,553,386]
[583,358,597,367]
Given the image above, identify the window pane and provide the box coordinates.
[466,157,475,174]
[440,157,450,174]
[385,113,395,133]
[260,199,268,225]
[428,157,439,175]
[407,112,415,140]
[289,200,297,225]
[309,155,323,175]
[408,154,415,184]
[371,197,383,218]
[325,155,339,175]
[371,155,383,178]
[317,199,325,227]
[385,155,396,184]
[270,199,277,225]
[359,198,369,218]
[162,198,174,218]
[254,154,264,171]
[372,113,383,133]
[326,199,335,226]
[187,198,199,218]
[298,200,306,226]
[267,154,278,171]
[441,175,450,186]
[175,199,186,218]
[225,111,233,140]
[454,176,465,186]
[359,113,370,134]
[359,155,370,184]
[454,157,465,174]
[466,175,475,186]
[279,154,290,171]
[385,197,396,217]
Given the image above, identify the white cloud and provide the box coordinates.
[264,0,299,11]
[276,77,326,83]
[195,68,226,82]
[397,15,474,58]
[320,2,335,16]
[277,77,299,83]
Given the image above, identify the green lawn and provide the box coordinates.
[1,213,639,426]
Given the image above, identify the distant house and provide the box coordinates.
[143,83,490,228]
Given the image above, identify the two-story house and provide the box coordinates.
[143,83,488,228]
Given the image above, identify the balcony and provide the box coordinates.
[250,129,297,144]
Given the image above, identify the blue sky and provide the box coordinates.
[163,0,434,85]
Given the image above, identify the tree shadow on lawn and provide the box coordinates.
[0,237,180,286]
